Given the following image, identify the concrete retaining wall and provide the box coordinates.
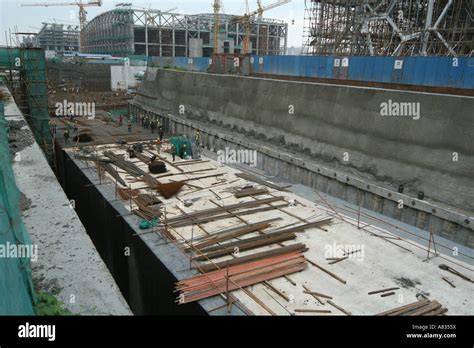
[46,61,112,91]
[135,68,474,214]
[129,102,474,247]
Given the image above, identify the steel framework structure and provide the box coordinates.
[303,0,473,56]
[82,8,288,57]
[35,23,80,54]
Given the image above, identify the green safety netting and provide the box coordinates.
[0,101,35,315]
[110,108,129,117]
[170,137,193,159]
[0,48,52,164]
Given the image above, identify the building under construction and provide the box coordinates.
[35,23,80,54]
[303,0,474,56]
[82,8,288,57]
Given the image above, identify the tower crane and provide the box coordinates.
[213,0,221,54]
[231,0,290,55]
[21,0,102,52]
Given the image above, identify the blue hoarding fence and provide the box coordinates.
[251,55,473,90]
[147,55,473,90]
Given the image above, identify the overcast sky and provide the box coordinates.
[0,0,306,47]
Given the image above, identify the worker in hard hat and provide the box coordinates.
[171,143,176,162]
[195,130,200,147]
[64,129,70,143]
[158,124,164,141]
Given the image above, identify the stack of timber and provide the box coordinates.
[193,218,331,261]
[103,151,146,177]
[176,251,307,304]
[199,243,308,273]
[234,187,269,198]
[167,197,286,228]
[376,300,448,316]
[184,218,281,252]
[99,162,127,187]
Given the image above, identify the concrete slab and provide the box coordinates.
[67,141,473,316]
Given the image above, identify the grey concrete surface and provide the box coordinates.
[129,102,473,247]
[136,68,474,213]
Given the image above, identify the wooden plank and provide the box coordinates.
[294,309,331,314]
[368,287,400,295]
[303,290,333,300]
[327,300,351,316]
[186,219,279,252]
[302,285,324,305]
[194,233,297,261]
[180,261,307,303]
[306,259,347,284]
[167,197,285,223]
[405,301,442,316]
[380,291,396,298]
[170,203,289,228]
[263,281,290,302]
[199,244,308,273]
[234,188,269,198]
[376,300,430,316]
[328,256,348,265]
[442,277,456,288]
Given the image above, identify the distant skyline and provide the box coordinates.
[0,0,307,48]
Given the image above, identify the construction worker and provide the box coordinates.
[171,143,176,162]
[150,120,156,134]
[144,116,149,129]
[195,130,200,147]
[64,129,70,143]
[118,115,123,126]
[158,124,164,141]
[73,121,78,134]
[128,121,132,134]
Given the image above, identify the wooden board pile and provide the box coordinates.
[103,151,146,177]
[376,299,448,316]
[167,197,286,228]
[176,251,307,304]
[193,218,332,261]
[234,187,269,198]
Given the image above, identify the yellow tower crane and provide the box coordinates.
[213,0,221,54]
[231,0,290,55]
[21,0,103,53]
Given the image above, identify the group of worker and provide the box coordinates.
[60,121,79,143]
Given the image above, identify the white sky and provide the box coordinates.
[0,0,306,47]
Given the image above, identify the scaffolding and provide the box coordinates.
[303,0,474,56]
[82,8,288,57]
[0,47,53,163]
[36,23,80,54]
